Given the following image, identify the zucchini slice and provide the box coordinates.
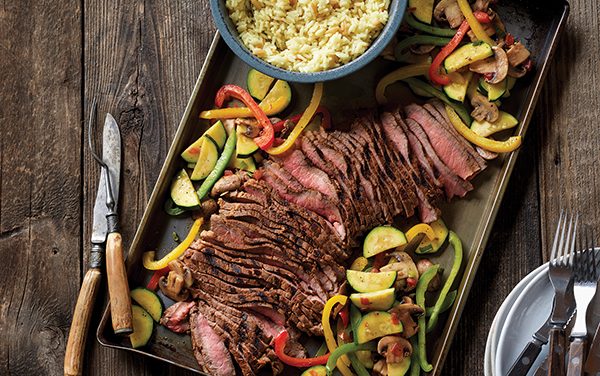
[415,219,449,254]
[350,288,396,311]
[261,79,292,115]
[478,77,507,101]
[346,270,396,292]
[170,169,200,208]
[130,305,154,348]
[349,256,369,272]
[190,136,219,181]
[300,366,327,376]
[247,69,275,101]
[470,111,519,137]
[228,154,257,172]
[408,0,435,24]
[355,311,403,344]
[130,287,163,322]
[443,71,473,102]
[363,226,407,258]
[236,126,259,157]
[181,137,204,163]
[388,357,411,376]
[443,42,493,73]
[205,121,227,150]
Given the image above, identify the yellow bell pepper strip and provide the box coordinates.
[444,105,522,153]
[322,295,354,376]
[405,223,436,243]
[266,83,324,155]
[200,80,292,120]
[457,0,495,46]
[375,63,430,105]
[415,264,440,372]
[427,231,463,332]
[143,218,203,270]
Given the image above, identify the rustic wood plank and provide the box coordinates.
[536,0,600,261]
[83,0,213,374]
[0,1,82,375]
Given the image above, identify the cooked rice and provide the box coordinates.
[226,0,390,72]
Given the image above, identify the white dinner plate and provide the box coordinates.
[495,263,552,376]
[484,263,547,376]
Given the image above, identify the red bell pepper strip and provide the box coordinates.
[429,11,492,86]
[146,266,170,290]
[214,84,274,150]
[272,106,331,132]
[338,305,350,328]
[274,330,330,367]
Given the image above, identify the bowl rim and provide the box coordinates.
[210,0,408,83]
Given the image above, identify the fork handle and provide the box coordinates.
[566,337,587,376]
[548,327,566,375]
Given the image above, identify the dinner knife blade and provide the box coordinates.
[90,113,121,244]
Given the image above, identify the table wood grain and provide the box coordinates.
[0,0,596,375]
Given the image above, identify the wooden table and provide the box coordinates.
[1,0,598,374]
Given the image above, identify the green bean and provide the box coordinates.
[415,264,440,372]
[427,232,463,332]
[402,78,473,125]
[405,13,457,37]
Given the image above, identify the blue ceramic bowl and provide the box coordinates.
[210,0,408,83]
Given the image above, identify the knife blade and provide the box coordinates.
[91,113,121,245]
[584,265,600,375]
[64,106,122,376]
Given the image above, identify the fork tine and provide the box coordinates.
[567,213,578,267]
[550,211,565,262]
[558,212,572,265]
[592,228,598,281]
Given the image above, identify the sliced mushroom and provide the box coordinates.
[159,272,190,301]
[235,118,261,138]
[378,336,413,365]
[434,0,464,29]
[467,23,496,42]
[373,359,388,376]
[389,296,425,338]
[410,44,435,55]
[200,198,219,217]
[476,146,498,160]
[471,91,499,123]
[382,252,419,292]
[168,259,193,288]
[210,174,242,197]
[508,64,528,78]
[506,42,531,67]
[469,46,508,84]
[473,0,490,12]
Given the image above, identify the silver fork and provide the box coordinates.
[566,228,598,376]
[548,211,578,376]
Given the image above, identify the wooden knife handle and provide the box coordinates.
[566,337,587,376]
[548,327,566,375]
[105,232,133,334]
[64,268,102,376]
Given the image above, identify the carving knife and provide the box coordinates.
[64,108,124,376]
[584,268,600,375]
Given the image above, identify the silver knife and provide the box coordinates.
[64,109,121,376]
[584,264,600,375]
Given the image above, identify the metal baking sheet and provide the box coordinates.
[97,0,570,374]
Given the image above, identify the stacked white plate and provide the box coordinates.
[485,263,553,376]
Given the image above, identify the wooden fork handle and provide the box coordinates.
[106,231,133,334]
[548,327,566,375]
[64,268,102,376]
[566,337,587,376]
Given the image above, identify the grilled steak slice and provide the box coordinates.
[424,100,487,169]
[160,301,195,333]
[261,161,346,239]
[405,103,482,180]
[405,118,473,198]
[190,306,236,376]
